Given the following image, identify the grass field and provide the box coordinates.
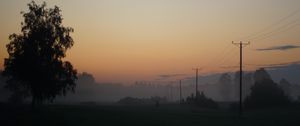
[1,103,300,126]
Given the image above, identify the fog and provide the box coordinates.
[56,64,300,103]
[1,64,300,103]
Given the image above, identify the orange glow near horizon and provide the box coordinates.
[1,0,300,84]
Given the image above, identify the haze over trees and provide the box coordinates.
[0,1,299,107]
[0,1,300,126]
[218,73,232,101]
[2,1,77,106]
[52,64,300,103]
[244,68,290,109]
[186,91,219,109]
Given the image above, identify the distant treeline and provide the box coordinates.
[1,66,300,104]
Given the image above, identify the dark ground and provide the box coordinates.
[1,103,300,126]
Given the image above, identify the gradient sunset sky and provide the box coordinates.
[0,0,300,84]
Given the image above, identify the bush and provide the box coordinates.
[186,91,218,109]
[244,78,290,109]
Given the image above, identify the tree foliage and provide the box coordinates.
[244,68,290,109]
[2,1,77,104]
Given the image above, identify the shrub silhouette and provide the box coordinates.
[244,68,290,109]
[186,91,218,109]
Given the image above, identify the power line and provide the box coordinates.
[203,8,300,76]
[200,44,238,75]
[238,8,300,41]
[245,60,300,67]
[202,44,232,68]
[216,47,239,67]
[250,17,300,41]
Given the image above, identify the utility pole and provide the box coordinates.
[179,79,182,104]
[192,68,201,97]
[232,41,250,116]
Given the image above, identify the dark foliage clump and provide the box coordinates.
[244,68,290,109]
[186,91,218,109]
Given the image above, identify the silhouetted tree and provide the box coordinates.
[244,68,290,109]
[253,68,271,82]
[0,71,12,102]
[2,1,77,107]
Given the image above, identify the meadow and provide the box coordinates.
[1,103,300,126]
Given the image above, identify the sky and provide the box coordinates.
[0,0,300,84]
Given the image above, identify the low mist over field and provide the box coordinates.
[1,1,300,126]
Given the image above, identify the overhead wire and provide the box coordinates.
[198,7,300,75]
[249,17,300,41]
[239,8,300,41]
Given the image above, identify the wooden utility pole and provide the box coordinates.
[232,41,250,116]
[192,68,201,97]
